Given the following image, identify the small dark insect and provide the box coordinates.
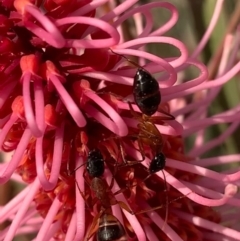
[108,49,170,165]
[118,145,169,225]
[108,48,173,171]
[133,68,161,116]
[78,149,128,241]
[108,49,173,225]
[109,48,174,118]
[75,148,189,240]
[123,103,170,225]
[125,102,166,164]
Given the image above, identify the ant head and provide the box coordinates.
[87,149,105,178]
[149,152,166,174]
[134,68,155,85]
[135,67,149,77]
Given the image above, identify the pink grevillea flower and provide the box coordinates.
[1,0,240,240]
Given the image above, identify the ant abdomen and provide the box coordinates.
[97,213,127,241]
[133,69,161,116]
[81,147,129,240]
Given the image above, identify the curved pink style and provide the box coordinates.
[22,72,44,137]
[0,127,31,184]
[24,5,66,48]
[35,124,64,190]
[49,74,87,127]
[56,17,120,48]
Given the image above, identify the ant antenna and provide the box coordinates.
[109,48,145,71]
[161,170,168,229]
[72,162,92,209]
[140,170,168,227]
[69,162,87,176]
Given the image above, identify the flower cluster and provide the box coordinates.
[0,0,240,241]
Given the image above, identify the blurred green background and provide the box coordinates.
[140,0,240,161]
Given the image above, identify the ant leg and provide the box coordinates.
[120,132,146,165]
[83,169,92,189]
[68,160,90,205]
[69,162,86,175]
[106,137,129,166]
[112,179,168,216]
[109,48,142,70]
[75,169,91,209]
[100,126,146,168]
[117,137,147,166]
[109,175,116,191]
[148,106,175,121]
[96,90,123,100]
[109,163,118,191]
[135,137,145,162]
[117,201,135,215]
[101,136,134,168]
[119,134,146,166]
[161,170,169,228]
[75,179,88,203]
[121,137,146,166]
[159,108,175,120]
[118,139,128,166]
[131,192,192,216]
[128,102,142,120]
[131,166,168,226]
[113,135,146,167]
[85,210,103,241]
[113,179,190,220]
[107,141,128,190]
[116,191,191,219]
[113,170,152,198]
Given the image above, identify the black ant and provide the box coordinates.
[133,67,161,116]
[108,48,174,165]
[72,149,124,240]
[108,48,175,165]
[74,149,128,241]
[75,148,189,240]
[109,48,174,118]
[108,49,177,224]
